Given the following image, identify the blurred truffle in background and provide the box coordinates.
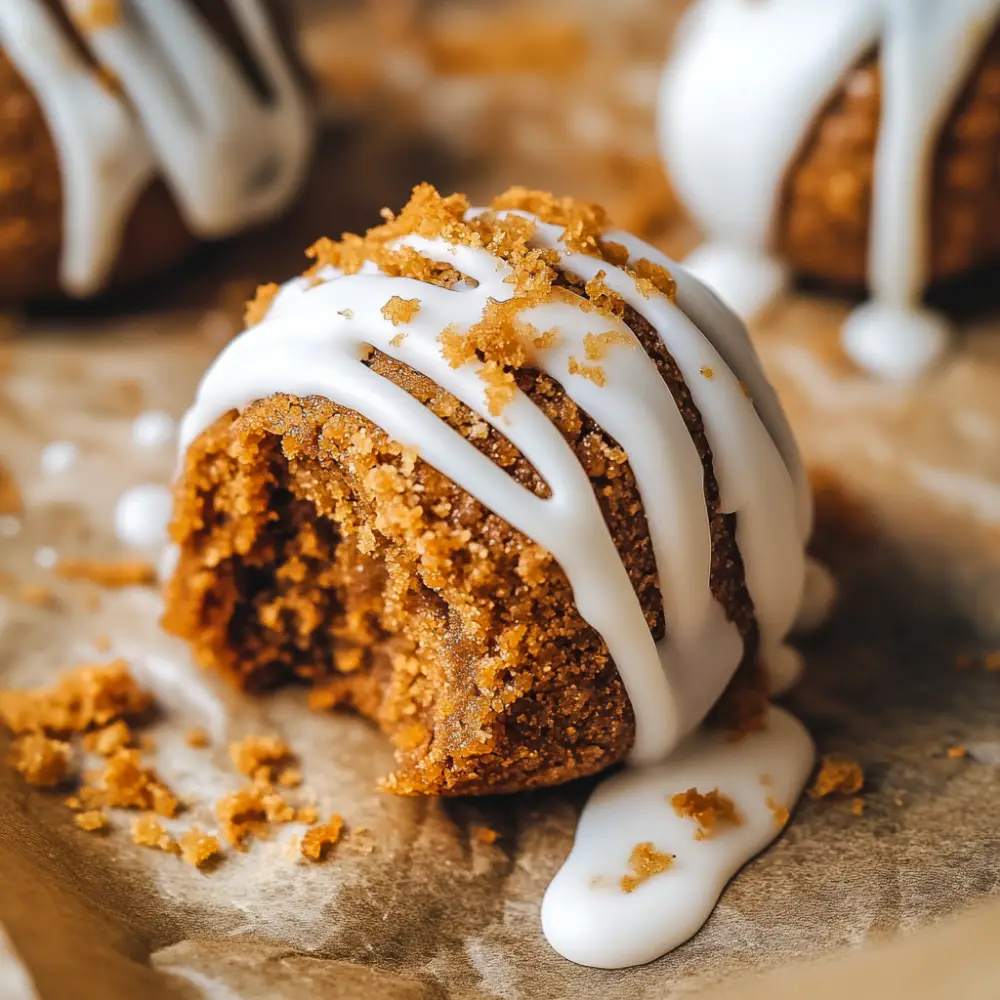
[292,0,680,239]
[0,0,313,303]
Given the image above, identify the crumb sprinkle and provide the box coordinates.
[671,787,742,840]
[809,754,864,798]
[381,296,421,326]
[301,815,345,861]
[620,842,674,893]
[765,796,790,828]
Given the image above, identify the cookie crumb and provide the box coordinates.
[131,814,180,854]
[244,282,280,327]
[75,809,108,832]
[700,365,715,379]
[946,745,967,759]
[8,732,72,787]
[381,296,421,326]
[620,842,673,893]
[671,787,742,840]
[809,754,864,798]
[82,749,179,817]
[850,797,865,816]
[82,720,132,756]
[179,827,222,867]
[301,815,344,861]
[765,796,790,828]
[472,825,500,845]
[185,728,210,749]
[228,734,294,782]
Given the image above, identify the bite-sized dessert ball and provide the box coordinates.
[164,184,813,796]
[660,0,1000,379]
[0,0,313,301]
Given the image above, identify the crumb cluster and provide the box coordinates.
[620,842,674,893]
[809,754,864,799]
[671,787,742,840]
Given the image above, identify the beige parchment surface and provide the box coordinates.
[2,1,1000,996]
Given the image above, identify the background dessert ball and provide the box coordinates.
[660,0,1000,379]
[0,0,313,302]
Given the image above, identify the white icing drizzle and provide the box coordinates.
[0,0,312,297]
[659,0,1000,379]
[543,705,814,968]
[176,210,814,964]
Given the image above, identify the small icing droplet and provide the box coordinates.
[682,242,789,321]
[40,440,78,475]
[841,303,952,380]
[131,410,176,449]
[114,483,172,549]
[794,558,836,634]
[34,546,58,569]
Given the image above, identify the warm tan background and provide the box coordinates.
[2,1,1000,997]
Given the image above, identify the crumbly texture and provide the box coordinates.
[214,779,312,849]
[671,787,742,840]
[74,809,108,832]
[131,814,180,854]
[82,720,133,756]
[0,661,151,735]
[164,185,766,797]
[228,734,294,782]
[179,827,223,868]
[56,559,156,588]
[79,748,179,817]
[620,842,674,893]
[777,25,1000,286]
[809,754,864,799]
[301,815,344,861]
[765,796,790,828]
[7,731,72,787]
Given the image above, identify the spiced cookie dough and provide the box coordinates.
[660,0,1000,379]
[163,184,813,798]
[0,0,313,301]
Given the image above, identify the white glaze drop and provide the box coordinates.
[115,482,173,549]
[176,208,816,965]
[543,706,814,968]
[0,0,312,297]
[659,0,1000,378]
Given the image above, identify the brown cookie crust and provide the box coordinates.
[163,282,763,797]
[0,0,298,302]
[776,25,1000,288]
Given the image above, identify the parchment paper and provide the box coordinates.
[2,1,1000,997]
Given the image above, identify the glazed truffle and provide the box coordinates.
[163,185,811,796]
[660,0,1000,378]
[0,0,312,301]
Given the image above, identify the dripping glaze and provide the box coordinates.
[659,0,1000,379]
[177,209,818,967]
[0,0,312,296]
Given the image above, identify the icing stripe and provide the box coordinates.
[178,215,807,764]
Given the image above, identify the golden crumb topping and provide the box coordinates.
[56,559,156,588]
[131,814,180,854]
[297,184,677,414]
[82,720,133,756]
[74,809,108,832]
[8,732,72,787]
[809,754,864,798]
[179,827,222,868]
[620,842,674,893]
[301,815,344,861]
[671,787,742,840]
[765,796,790,828]
[0,661,151,735]
[80,748,180,817]
[381,296,421,326]
[244,282,280,328]
[228,734,294,783]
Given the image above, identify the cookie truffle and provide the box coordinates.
[0,0,312,301]
[660,0,1000,378]
[164,185,811,796]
